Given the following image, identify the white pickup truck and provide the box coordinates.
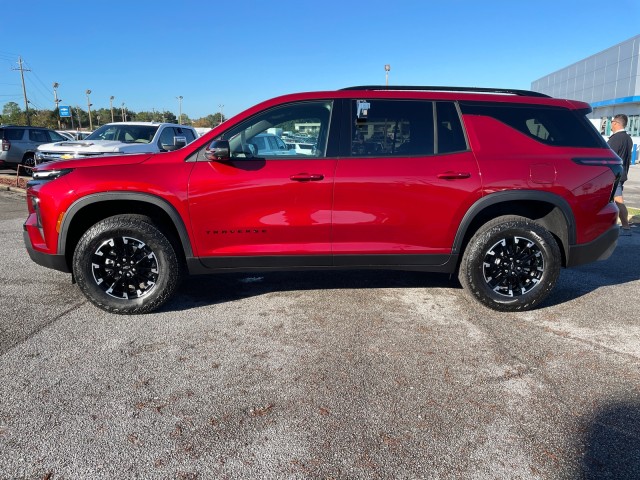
[35,122,198,163]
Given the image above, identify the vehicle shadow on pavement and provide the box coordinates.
[581,402,640,479]
[163,235,640,313]
[164,270,456,313]
[543,236,640,308]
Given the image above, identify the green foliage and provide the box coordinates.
[193,112,225,128]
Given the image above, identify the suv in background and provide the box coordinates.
[0,125,67,169]
[24,86,622,314]
[35,122,197,163]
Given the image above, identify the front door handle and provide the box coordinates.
[437,171,471,180]
[290,173,324,182]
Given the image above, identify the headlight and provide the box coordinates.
[35,151,44,161]
[32,168,73,181]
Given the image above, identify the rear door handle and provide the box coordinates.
[290,173,324,182]
[437,171,471,180]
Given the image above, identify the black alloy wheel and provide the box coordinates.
[459,215,561,311]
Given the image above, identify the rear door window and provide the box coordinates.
[350,99,434,156]
[29,129,49,143]
[348,100,468,157]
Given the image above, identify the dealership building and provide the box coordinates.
[531,34,640,147]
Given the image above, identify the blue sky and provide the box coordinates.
[1,0,639,121]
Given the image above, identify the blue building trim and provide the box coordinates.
[590,96,640,108]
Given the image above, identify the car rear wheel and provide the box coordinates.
[458,215,561,311]
[21,154,35,169]
[73,214,182,314]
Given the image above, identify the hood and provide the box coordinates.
[34,153,154,171]
[37,140,155,153]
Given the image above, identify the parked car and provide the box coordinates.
[0,125,68,169]
[251,132,296,155]
[24,85,622,314]
[35,122,198,163]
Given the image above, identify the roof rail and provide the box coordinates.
[340,85,550,98]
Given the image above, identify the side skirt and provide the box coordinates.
[186,254,458,275]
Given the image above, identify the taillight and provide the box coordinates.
[572,157,622,167]
[1,139,9,151]
[573,156,623,177]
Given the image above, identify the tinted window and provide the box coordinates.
[179,128,196,143]
[436,102,467,153]
[350,100,434,156]
[158,127,177,149]
[459,102,608,148]
[2,129,25,141]
[29,129,49,143]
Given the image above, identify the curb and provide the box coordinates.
[0,174,28,195]
[2,185,26,195]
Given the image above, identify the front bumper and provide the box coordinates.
[566,225,619,267]
[23,224,70,273]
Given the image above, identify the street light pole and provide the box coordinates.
[385,64,390,87]
[121,102,126,122]
[218,104,224,125]
[110,96,115,123]
[86,89,93,131]
[53,82,61,129]
[176,96,183,125]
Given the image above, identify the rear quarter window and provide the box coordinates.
[459,103,608,148]
[2,129,25,141]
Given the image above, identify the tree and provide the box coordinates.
[193,112,225,128]
[1,102,24,125]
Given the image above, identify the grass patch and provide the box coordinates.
[629,207,640,224]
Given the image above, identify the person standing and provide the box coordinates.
[608,114,634,234]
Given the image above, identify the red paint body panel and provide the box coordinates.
[187,158,336,256]
[332,152,481,254]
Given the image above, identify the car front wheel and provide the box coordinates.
[458,215,561,311]
[72,214,182,314]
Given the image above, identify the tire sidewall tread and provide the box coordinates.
[72,214,181,314]
[459,215,561,312]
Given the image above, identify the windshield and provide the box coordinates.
[86,125,159,144]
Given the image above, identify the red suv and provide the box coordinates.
[23,86,622,314]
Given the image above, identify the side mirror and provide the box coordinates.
[174,136,187,149]
[204,140,231,161]
[161,136,188,152]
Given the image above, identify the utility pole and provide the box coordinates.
[53,82,61,129]
[86,89,93,130]
[110,96,115,123]
[12,57,31,125]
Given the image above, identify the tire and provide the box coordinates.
[21,154,35,169]
[458,215,561,312]
[72,214,182,314]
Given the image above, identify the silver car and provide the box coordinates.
[0,125,67,169]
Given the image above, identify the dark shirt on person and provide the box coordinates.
[608,130,633,183]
